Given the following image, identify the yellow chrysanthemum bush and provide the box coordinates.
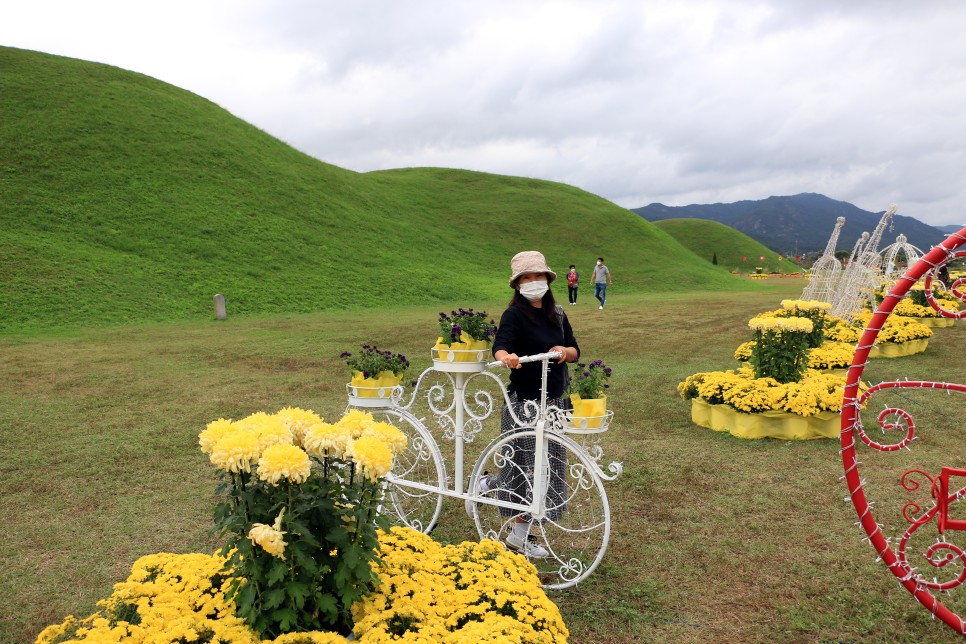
[35,551,264,644]
[893,295,960,318]
[823,311,933,344]
[203,408,408,638]
[747,315,814,383]
[36,527,567,644]
[677,366,858,416]
[351,527,569,643]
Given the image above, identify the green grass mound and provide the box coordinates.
[1,46,756,332]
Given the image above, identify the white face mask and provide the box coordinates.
[519,280,549,302]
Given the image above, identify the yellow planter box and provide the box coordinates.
[350,371,402,398]
[868,338,928,359]
[570,394,607,429]
[433,336,492,363]
[690,397,839,440]
[913,316,955,328]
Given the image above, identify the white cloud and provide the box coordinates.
[4,0,966,226]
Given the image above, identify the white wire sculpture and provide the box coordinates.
[830,204,897,322]
[802,216,846,303]
[879,233,924,284]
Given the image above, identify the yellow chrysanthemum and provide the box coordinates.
[302,421,350,458]
[209,430,260,473]
[336,409,375,439]
[275,407,323,447]
[346,435,394,482]
[781,299,831,312]
[233,411,294,453]
[749,316,813,333]
[198,418,234,455]
[257,444,312,485]
[248,509,287,560]
[361,421,408,455]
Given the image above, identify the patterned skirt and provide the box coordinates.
[495,394,569,521]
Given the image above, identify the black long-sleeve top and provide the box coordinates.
[492,304,579,400]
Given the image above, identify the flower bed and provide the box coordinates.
[679,366,850,417]
[38,406,569,643]
[893,296,959,319]
[825,311,932,345]
[36,528,568,644]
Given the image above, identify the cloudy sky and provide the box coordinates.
[4,1,966,226]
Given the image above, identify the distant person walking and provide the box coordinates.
[566,265,579,305]
[592,257,613,310]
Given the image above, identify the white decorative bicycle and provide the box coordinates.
[346,348,622,589]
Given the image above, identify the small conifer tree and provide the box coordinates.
[712,252,718,265]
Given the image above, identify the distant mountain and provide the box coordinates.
[632,193,947,255]
[937,224,965,234]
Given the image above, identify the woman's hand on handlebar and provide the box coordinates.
[550,346,574,363]
[494,350,521,369]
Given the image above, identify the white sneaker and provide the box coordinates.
[598,305,603,310]
[506,532,549,558]
[464,473,491,518]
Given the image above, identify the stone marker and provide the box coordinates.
[213,294,227,320]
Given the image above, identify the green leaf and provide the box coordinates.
[286,580,311,609]
[273,607,298,631]
[315,592,338,622]
[264,587,287,610]
[266,559,289,586]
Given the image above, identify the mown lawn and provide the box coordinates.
[3,283,965,643]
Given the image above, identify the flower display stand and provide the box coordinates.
[690,397,839,440]
[868,338,928,359]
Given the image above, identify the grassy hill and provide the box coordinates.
[1,46,754,332]
[653,218,802,274]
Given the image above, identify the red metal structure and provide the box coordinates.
[841,228,966,634]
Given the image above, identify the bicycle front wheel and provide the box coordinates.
[468,429,611,589]
[368,407,446,534]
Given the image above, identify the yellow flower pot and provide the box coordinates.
[868,338,929,359]
[690,397,839,440]
[433,336,491,363]
[350,371,402,398]
[570,394,607,429]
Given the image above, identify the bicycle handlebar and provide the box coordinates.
[487,351,562,369]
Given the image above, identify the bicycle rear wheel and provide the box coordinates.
[468,429,610,589]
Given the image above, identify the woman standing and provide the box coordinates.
[566,264,579,305]
[489,250,580,557]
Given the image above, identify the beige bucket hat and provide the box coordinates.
[508,250,557,287]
